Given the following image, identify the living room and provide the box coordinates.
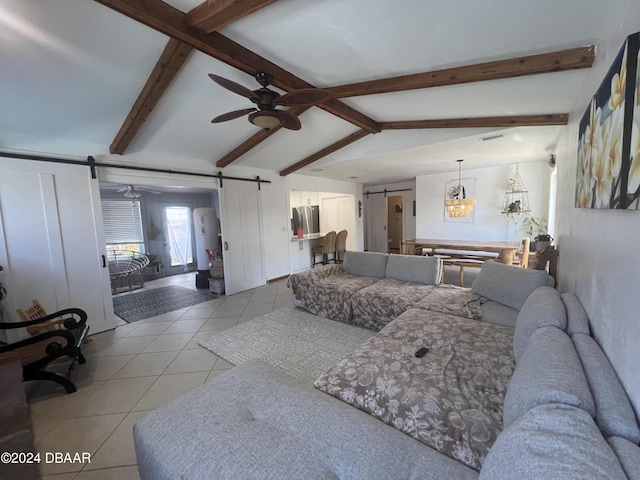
[1,0,640,478]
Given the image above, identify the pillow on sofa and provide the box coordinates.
[503,326,595,428]
[512,286,567,362]
[562,293,591,336]
[480,403,627,480]
[385,254,442,285]
[572,333,640,444]
[471,261,552,311]
[607,437,640,480]
[343,251,388,278]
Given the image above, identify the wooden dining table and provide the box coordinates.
[402,238,521,265]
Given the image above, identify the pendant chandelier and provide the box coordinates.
[445,159,476,218]
[501,163,531,224]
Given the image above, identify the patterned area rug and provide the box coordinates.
[199,307,376,383]
[112,285,216,323]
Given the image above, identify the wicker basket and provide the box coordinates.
[209,258,224,279]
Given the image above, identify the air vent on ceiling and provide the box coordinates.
[480,134,505,142]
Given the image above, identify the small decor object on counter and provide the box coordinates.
[297,226,304,239]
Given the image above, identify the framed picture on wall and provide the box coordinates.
[576,31,640,209]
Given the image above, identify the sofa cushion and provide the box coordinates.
[134,360,479,480]
[349,278,435,330]
[503,327,595,428]
[385,253,442,285]
[343,250,389,278]
[572,333,640,444]
[512,286,567,362]
[471,261,552,311]
[479,301,519,328]
[480,403,627,480]
[607,436,640,480]
[562,293,591,336]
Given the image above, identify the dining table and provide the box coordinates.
[402,238,521,265]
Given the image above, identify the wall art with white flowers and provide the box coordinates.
[577,31,640,209]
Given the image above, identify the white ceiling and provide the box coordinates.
[1,0,639,185]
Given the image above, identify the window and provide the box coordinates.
[101,200,145,253]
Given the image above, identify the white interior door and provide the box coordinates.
[219,183,265,295]
[365,194,387,252]
[0,158,115,340]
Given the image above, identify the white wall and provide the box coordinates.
[415,162,551,241]
[554,25,640,415]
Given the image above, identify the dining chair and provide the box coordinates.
[311,231,337,267]
[512,237,531,269]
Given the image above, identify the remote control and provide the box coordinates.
[415,347,429,358]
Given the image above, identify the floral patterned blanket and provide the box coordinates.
[314,308,515,471]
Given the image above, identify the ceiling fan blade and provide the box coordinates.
[212,108,257,123]
[277,110,302,130]
[276,89,333,106]
[209,74,259,102]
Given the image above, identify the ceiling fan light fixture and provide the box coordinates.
[249,111,283,130]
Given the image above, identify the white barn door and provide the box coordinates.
[0,158,115,340]
[219,183,265,295]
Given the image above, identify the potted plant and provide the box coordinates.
[533,233,554,254]
[521,215,548,252]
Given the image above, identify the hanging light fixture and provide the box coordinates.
[501,163,531,225]
[444,159,476,218]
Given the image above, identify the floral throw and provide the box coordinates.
[314,308,515,471]
[414,284,486,320]
[288,265,380,324]
[349,279,435,330]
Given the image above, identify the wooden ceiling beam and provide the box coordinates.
[186,0,278,33]
[379,114,569,130]
[216,106,310,168]
[279,129,370,176]
[110,38,193,154]
[329,46,595,98]
[94,0,380,135]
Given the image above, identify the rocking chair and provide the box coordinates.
[0,308,89,394]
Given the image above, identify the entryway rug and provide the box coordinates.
[198,307,376,383]
[113,285,216,323]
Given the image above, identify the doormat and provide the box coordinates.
[199,307,375,383]
[112,285,217,323]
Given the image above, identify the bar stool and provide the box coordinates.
[311,231,337,267]
[334,230,348,263]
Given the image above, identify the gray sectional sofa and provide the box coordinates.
[133,253,640,479]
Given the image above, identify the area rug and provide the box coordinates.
[112,285,216,323]
[199,307,376,383]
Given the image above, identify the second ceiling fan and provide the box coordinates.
[209,72,333,131]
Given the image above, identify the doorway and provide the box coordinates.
[386,195,403,253]
[161,203,196,276]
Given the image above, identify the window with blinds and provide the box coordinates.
[101,200,145,252]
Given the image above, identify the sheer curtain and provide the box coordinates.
[164,207,193,271]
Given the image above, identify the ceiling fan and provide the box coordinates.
[102,184,162,198]
[209,72,333,131]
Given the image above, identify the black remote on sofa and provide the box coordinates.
[415,347,429,358]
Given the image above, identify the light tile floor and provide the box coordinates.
[24,273,294,479]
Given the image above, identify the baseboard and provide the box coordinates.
[267,275,289,284]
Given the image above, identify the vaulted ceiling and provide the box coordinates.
[1,0,637,184]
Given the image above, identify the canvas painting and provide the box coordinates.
[630,40,640,208]
[576,31,640,209]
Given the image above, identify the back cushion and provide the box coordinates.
[385,254,441,285]
[573,333,640,444]
[503,326,595,428]
[562,293,591,336]
[513,286,567,362]
[607,437,640,480]
[471,261,552,311]
[343,251,389,278]
[480,403,627,480]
